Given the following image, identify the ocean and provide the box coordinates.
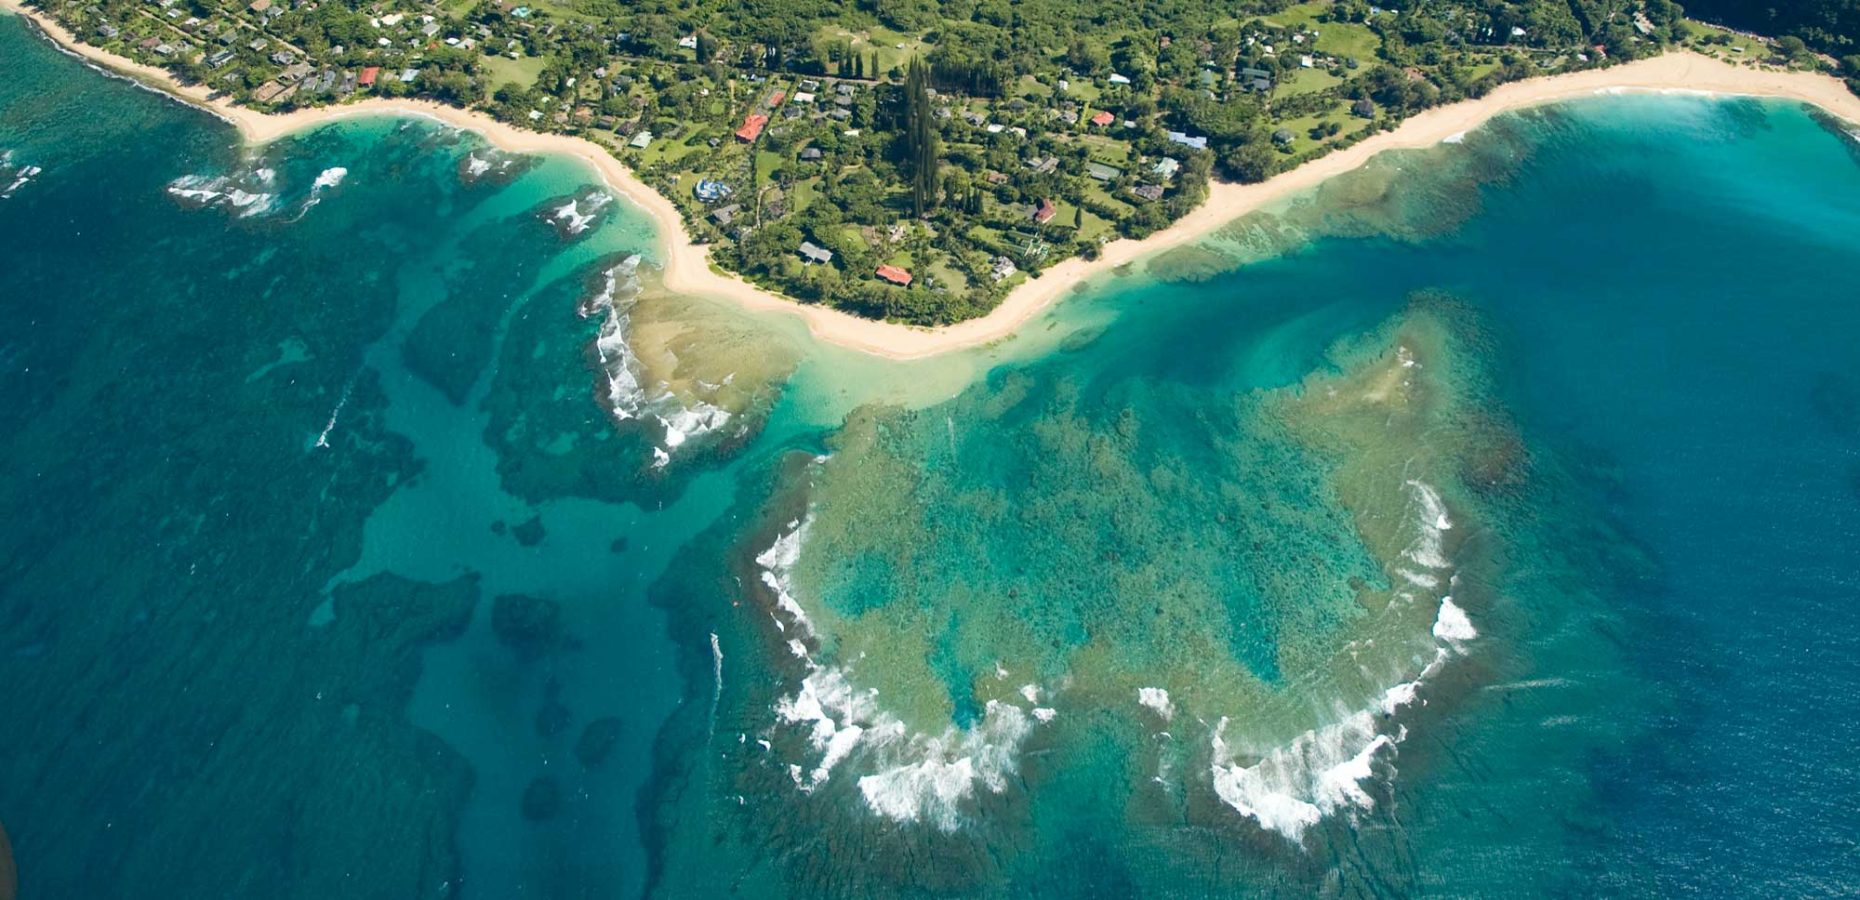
[3,13,1859,898]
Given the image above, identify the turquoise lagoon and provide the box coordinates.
[4,14,1860,898]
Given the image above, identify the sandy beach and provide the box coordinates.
[8,0,1860,358]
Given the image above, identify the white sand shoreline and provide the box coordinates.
[8,0,1860,359]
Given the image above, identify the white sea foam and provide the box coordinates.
[1433,596,1477,649]
[1138,687,1174,721]
[1209,710,1394,841]
[1401,480,1453,570]
[311,167,348,190]
[856,700,1033,830]
[1206,490,1479,841]
[0,160,38,199]
[579,256,735,466]
[755,516,816,638]
[759,522,1047,829]
[551,191,613,235]
[1019,684,1039,704]
[166,173,278,218]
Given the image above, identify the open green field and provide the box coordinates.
[481,53,546,92]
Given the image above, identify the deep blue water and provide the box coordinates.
[4,11,1860,897]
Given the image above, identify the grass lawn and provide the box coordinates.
[820,24,927,75]
[1277,109,1347,156]
[1078,134,1131,164]
[1278,66,1343,96]
[787,177,819,214]
[754,149,784,183]
[1682,19,1767,59]
[480,52,545,92]
[1081,184,1135,219]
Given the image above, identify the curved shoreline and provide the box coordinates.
[8,0,1860,359]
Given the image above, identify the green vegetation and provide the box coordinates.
[26,0,1855,324]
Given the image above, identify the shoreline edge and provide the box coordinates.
[7,0,1859,360]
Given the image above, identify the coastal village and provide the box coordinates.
[20,0,1838,324]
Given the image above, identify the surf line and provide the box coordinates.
[315,370,360,449]
[707,632,724,745]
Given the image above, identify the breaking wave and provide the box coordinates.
[578,256,733,466]
[1207,479,1478,843]
[756,517,1050,831]
[0,152,40,199]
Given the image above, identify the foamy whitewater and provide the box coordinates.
[578,255,733,466]
[757,514,1048,831]
[1205,479,1475,842]
[0,151,39,199]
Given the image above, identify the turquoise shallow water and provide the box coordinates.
[5,13,1860,898]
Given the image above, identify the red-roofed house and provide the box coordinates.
[768,91,786,107]
[358,66,380,87]
[1032,198,1057,225]
[735,113,769,142]
[875,264,913,286]
[1090,110,1114,127]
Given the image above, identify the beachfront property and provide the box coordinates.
[19,0,1745,325]
[798,241,834,265]
[875,264,913,287]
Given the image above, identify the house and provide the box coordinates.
[991,256,1018,281]
[400,68,420,83]
[1089,110,1114,127]
[1086,162,1122,182]
[798,241,834,264]
[800,147,823,161]
[206,49,235,68]
[1273,128,1295,145]
[1131,183,1166,202]
[711,204,740,225]
[793,91,815,104]
[875,264,913,286]
[628,130,652,149]
[248,0,271,12]
[1032,198,1057,224]
[677,34,698,49]
[1166,131,1209,150]
[252,80,289,102]
[96,24,119,38]
[1025,156,1059,175]
[1107,72,1131,85]
[693,179,732,202]
[358,66,380,87]
[1153,157,1181,179]
[735,113,768,142]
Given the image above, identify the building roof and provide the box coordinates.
[875,264,913,286]
[1032,198,1057,224]
[799,241,834,263]
[735,113,768,142]
[1166,131,1209,150]
[1090,110,1114,127]
[358,66,380,86]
